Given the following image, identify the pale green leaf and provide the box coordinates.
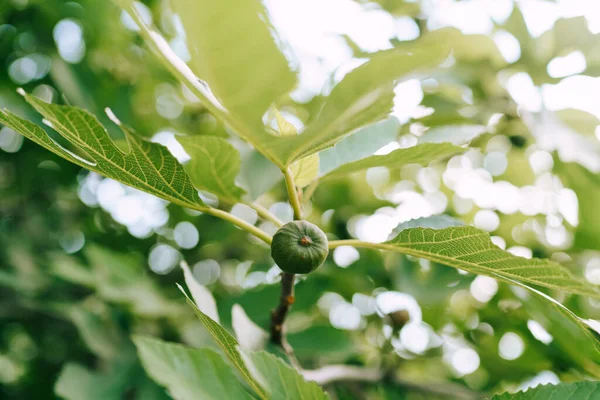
[492,381,600,399]
[419,125,486,145]
[238,149,283,200]
[116,1,284,168]
[176,284,267,399]
[381,226,600,298]
[83,246,182,317]
[176,135,245,201]
[67,307,127,360]
[180,261,220,323]
[270,109,319,187]
[54,363,131,400]
[273,108,298,137]
[232,304,268,351]
[420,27,505,66]
[171,0,296,132]
[515,283,600,371]
[318,117,400,176]
[290,153,320,187]
[133,336,252,400]
[265,37,452,165]
[0,92,204,210]
[320,143,463,182]
[555,161,600,251]
[241,350,329,400]
[556,108,600,136]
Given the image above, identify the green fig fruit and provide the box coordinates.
[271,221,329,274]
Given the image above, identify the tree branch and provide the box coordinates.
[270,272,295,345]
[302,365,480,399]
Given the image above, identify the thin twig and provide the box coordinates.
[248,202,283,227]
[302,365,480,399]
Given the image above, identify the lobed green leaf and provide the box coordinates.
[177,135,246,202]
[265,40,452,165]
[0,92,204,210]
[383,226,600,298]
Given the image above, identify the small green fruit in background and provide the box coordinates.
[271,221,329,274]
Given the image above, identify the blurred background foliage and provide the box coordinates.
[1,0,600,398]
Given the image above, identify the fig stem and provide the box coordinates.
[203,208,272,245]
[270,272,300,367]
[283,167,302,220]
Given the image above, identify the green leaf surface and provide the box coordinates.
[388,215,464,239]
[171,0,296,128]
[516,284,600,372]
[177,135,245,201]
[0,92,204,210]
[492,381,600,399]
[321,143,463,182]
[318,117,400,176]
[232,304,268,351]
[181,261,220,323]
[290,153,320,187]
[419,125,486,145]
[556,108,600,136]
[555,161,600,250]
[241,350,329,400]
[265,38,452,165]
[67,306,128,360]
[421,27,505,66]
[238,149,283,200]
[382,226,600,298]
[133,336,252,400]
[272,109,319,187]
[177,284,267,399]
[54,363,131,400]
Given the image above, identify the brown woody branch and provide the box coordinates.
[270,272,295,346]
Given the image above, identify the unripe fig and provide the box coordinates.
[271,221,329,274]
